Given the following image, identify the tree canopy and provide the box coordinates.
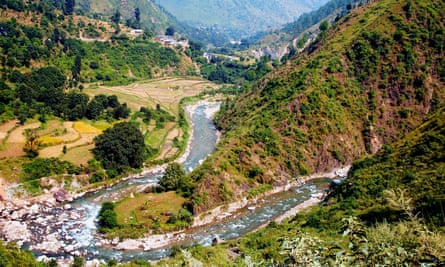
[160,162,186,191]
[93,122,146,173]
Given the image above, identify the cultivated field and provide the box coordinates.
[0,77,219,170]
[84,77,218,114]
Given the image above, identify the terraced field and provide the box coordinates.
[0,77,219,169]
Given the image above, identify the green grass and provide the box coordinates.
[61,144,94,166]
[114,191,187,234]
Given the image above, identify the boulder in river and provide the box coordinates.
[53,189,69,202]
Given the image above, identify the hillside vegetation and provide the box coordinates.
[76,0,180,36]
[154,106,445,266]
[189,0,445,213]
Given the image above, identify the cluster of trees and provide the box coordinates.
[21,158,80,181]
[93,122,148,175]
[160,163,194,197]
[200,55,273,84]
[0,0,75,14]
[3,66,130,123]
[0,5,183,121]
[138,104,175,128]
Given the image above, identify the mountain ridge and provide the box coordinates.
[158,0,330,38]
[189,0,445,213]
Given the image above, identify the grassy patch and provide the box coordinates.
[73,121,102,134]
[90,120,113,131]
[61,144,94,166]
[145,123,174,149]
[115,191,188,233]
[0,157,30,183]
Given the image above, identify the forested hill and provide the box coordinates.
[0,1,192,122]
[189,0,445,213]
[75,0,182,36]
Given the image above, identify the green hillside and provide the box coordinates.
[189,0,445,213]
[76,0,181,35]
[155,105,445,267]
[0,1,192,122]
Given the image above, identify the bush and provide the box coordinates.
[98,202,118,231]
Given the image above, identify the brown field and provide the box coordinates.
[0,120,17,141]
[84,77,219,114]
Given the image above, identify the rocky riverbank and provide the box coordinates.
[106,165,350,251]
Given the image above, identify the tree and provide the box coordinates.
[165,26,175,36]
[65,0,75,15]
[85,99,103,120]
[93,122,146,173]
[160,163,186,191]
[111,10,121,24]
[135,7,141,23]
[23,129,40,158]
[319,20,329,32]
[98,202,118,231]
[72,54,82,84]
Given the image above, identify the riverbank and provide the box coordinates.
[192,165,350,228]
[0,100,219,207]
[109,165,350,252]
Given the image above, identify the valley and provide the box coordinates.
[0,0,444,266]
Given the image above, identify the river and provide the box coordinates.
[0,101,334,264]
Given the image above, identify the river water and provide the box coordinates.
[3,101,332,263]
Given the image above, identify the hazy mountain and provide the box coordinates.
[157,0,330,37]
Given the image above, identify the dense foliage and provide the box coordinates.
[159,162,193,196]
[0,2,186,122]
[200,55,273,84]
[21,158,80,181]
[0,241,43,267]
[93,122,147,174]
[333,107,445,226]
[98,202,118,231]
[7,65,130,122]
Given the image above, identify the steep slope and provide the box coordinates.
[332,106,445,224]
[157,105,445,267]
[158,0,330,37]
[189,0,445,213]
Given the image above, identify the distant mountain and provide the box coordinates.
[157,0,330,38]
